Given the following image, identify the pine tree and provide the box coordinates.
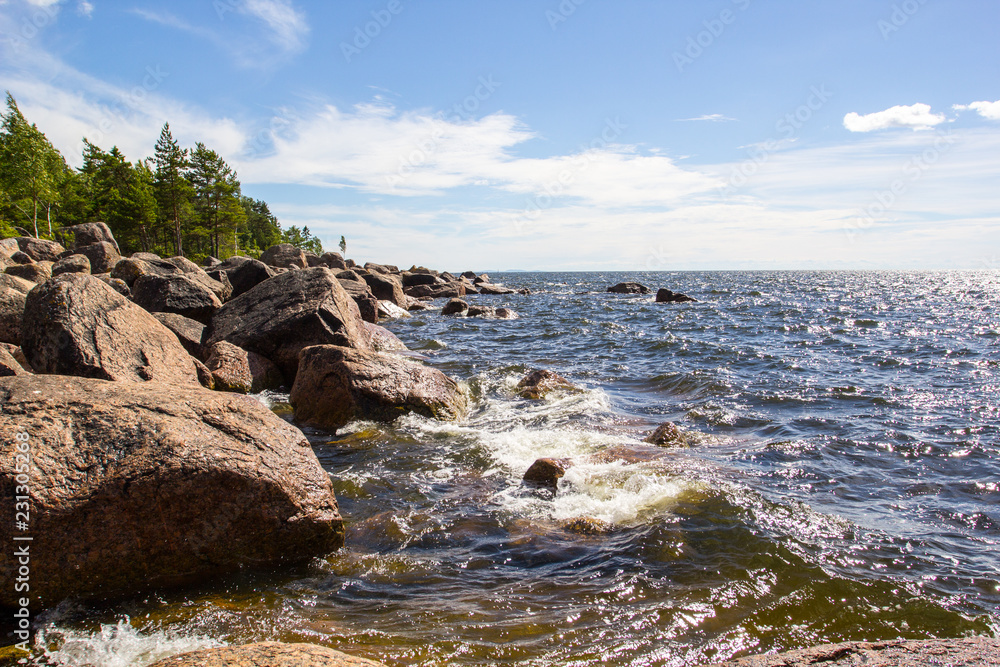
[189,142,242,259]
[153,123,192,256]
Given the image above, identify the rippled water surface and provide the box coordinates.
[32,272,1000,666]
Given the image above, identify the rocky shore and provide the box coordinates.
[2,228,996,665]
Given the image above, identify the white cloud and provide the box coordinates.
[843,103,946,132]
[76,0,92,16]
[677,114,737,122]
[953,99,1000,121]
[240,0,308,53]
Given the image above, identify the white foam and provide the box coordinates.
[34,619,223,667]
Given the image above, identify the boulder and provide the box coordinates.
[517,369,576,399]
[304,252,325,267]
[402,271,441,287]
[131,273,223,324]
[408,265,437,275]
[337,269,363,282]
[131,251,163,261]
[474,273,491,284]
[460,270,477,280]
[153,312,206,358]
[377,300,411,319]
[21,273,199,385]
[0,237,19,257]
[364,262,398,275]
[204,267,370,382]
[148,642,388,667]
[10,250,33,264]
[260,243,308,269]
[164,256,232,301]
[362,271,406,307]
[440,271,457,282]
[467,305,494,318]
[193,357,215,390]
[655,288,696,303]
[405,283,465,299]
[523,457,570,491]
[111,256,183,286]
[0,344,29,376]
[15,236,64,261]
[703,637,1000,667]
[344,258,356,268]
[363,321,408,352]
[476,283,515,295]
[0,274,33,345]
[94,274,130,297]
[338,278,379,324]
[247,351,285,392]
[0,342,31,372]
[320,251,347,270]
[406,297,431,311]
[217,256,277,298]
[0,375,345,608]
[52,253,91,276]
[205,341,253,393]
[608,282,651,294]
[290,345,466,430]
[204,268,234,299]
[644,421,687,446]
[496,308,519,319]
[76,241,121,274]
[442,298,469,316]
[66,222,120,253]
[5,261,52,283]
[460,279,480,295]
[203,256,221,268]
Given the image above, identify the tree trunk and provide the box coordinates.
[32,194,39,238]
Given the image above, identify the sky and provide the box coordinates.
[1,0,998,271]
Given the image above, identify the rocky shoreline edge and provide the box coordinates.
[1,227,995,665]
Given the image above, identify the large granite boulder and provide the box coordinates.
[0,344,29,376]
[702,637,1000,667]
[320,251,347,270]
[66,222,120,253]
[290,345,466,430]
[476,283,515,295]
[148,642,388,667]
[21,273,199,385]
[260,243,308,269]
[404,283,465,299]
[0,375,345,608]
[0,274,33,345]
[153,312,206,358]
[76,240,121,273]
[5,261,52,283]
[401,271,442,287]
[52,253,91,276]
[338,278,379,324]
[655,288,696,303]
[204,267,369,382]
[204,341,252,393]
[442,298,469,316]
[363,321,407,352]
[516,369,577,399]
[216,256,276,298]
[362,271,406,308]
[248,351,285,392]
[164,256,232,301]
[15,236,64,262]
[607,282,651,294]
[131,273,223,324]
[111,256,184,286]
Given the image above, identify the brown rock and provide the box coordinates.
[701,637,1000,667]
[561,517,612,535]
[404,282,465,299]
[153,312,206,358]
[148,642,387,667]
[495,307,519,319]
[204,267,370,382]
[362,271,406,308]
[0,375,345,608]
[442,298,469,316]
[164,256,232,301]
[94,274,131,297]
[320,251,347,270]
[15,236,64,262]
[131,273,223,324]
[523,457,570,490]
[655,288,696,303]
[5,260,52,283]
[52,253,91,276]
[76,241,121,273]
[644,421,687,446]
[66,222,120,253]
[339,278,379,324]
[9,250,33,264]
[214,256,277,298]
[608,282,651,294]
[0,274,32,345]
[476,282,515,295]
[363,321,407,352]
[290,345,466,430]
[193,357,215,389]
[0,342,31,372]
[111,256,183,286]
[0,344,29,376]
[516,369,577,399]
[205,341,252,393]
[260,243,308,269]
[402,271,442,287]
[20,273,199,385]
[376,300,411,319]
[467,305,495,318]
[247,351,285,392]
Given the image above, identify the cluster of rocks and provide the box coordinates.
[0,228,476,614]
[607,281,696,303]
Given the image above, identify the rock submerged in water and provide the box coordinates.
[607,282,651,294]
[0,375,345,608]
[290,345,467,430]
[523,457,570,490]
[442,297,469,316]
[700,637,1000,667]
[517,369,577,399]
[148,642,388,667]
[644,421,688,447]
[656,288,696,303]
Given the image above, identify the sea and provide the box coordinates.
[25,271,1000,667]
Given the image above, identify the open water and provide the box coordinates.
[28,271,1000,666]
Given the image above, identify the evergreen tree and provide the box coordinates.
[282,224,323,254]
[153,123,192,256]
[80,141,157,253]
[0,92,65,238]
[188,142,242,259]
[240,196,282,257]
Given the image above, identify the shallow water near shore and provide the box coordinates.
[28,271,1000,666]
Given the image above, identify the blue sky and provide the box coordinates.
[1,0,998,270]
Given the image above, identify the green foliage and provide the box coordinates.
[240,196,282,258]
[153,123,192,256]
[339,235,347,255]
[80,141,157,254]
[282,224,323,255]
[188,142,243,259]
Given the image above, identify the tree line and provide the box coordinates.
[0,92,324,263]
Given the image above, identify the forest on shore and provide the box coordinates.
[0,92,325,264]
